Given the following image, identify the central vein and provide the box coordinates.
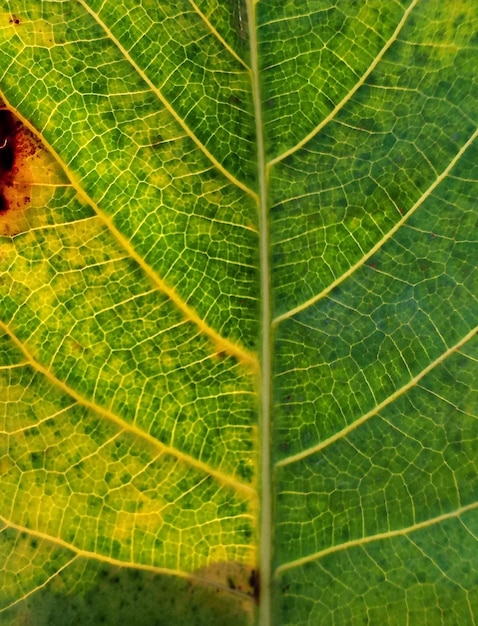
[248,1,273,624]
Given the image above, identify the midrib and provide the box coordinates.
[248,0,273,624]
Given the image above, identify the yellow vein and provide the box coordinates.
[0,321,257,498]
[267,0,420,169]
[273,125,478,325]
[4,403,76,436]
[275,500,478,575]
[0,514,255,603]
[276,325,477,468]
[77,0,258,202]
[189,0,251,71]
[0,93,258,371]
[85,203,258,369]
[0,361,29,370]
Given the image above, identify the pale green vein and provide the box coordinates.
[189,0,251,72]
[267,0,420,169]
[77,0,258,202]
[416,383,478,418]
[275,501,478,575]
[0,94,258,371]
[0,553,80,614]
[246,0,272,622]
[273,125,478,325]
[276,324,478,468]
[0,321,257,499]
[0,514,254,603]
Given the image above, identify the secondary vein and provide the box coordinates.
[267,0,420,169]
[0,91,258,371]
[77,0,258,202]
[275,500,478,575]
[188,0,251,72]
[273,125,478,325]
[0,514,255,602]
[276,324,477,468]
[0,321,257,498]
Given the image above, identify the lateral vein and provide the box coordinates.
[188,0,251,71]
[275,501,478,575]
[0,514,255,602]
[77,0,258,201]
[277,324,478,468]
[0,91,258,370]
[267,0,420,168]
[273,125,478,325]
[0,321,257,498]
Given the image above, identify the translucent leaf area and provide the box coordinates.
[0,1,477,625]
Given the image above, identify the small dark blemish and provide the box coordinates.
[30,452,40,467]
[249,569,260,605]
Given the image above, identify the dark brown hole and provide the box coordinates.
[0,110,16,174]
[0,140,14,172]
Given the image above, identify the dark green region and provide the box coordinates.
[3,560,251,626]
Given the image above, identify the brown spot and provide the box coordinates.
[0,102,43,235]
[9,15,20,25]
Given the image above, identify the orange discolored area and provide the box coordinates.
[0,103,46,236]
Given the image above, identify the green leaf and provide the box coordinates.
[1,1,477,625]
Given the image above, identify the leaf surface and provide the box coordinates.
[0,1,477,625]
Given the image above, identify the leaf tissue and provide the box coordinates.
[0,1,477,625]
